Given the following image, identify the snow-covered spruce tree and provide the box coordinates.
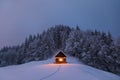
[64,26,83,56]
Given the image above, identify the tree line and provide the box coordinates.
[0,25,120,75]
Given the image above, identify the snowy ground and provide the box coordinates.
[0,57,120,80]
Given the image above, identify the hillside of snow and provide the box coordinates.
[0,57,120,80]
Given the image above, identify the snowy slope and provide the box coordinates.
[0,57,120,80]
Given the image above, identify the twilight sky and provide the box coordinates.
[0,0,120,48]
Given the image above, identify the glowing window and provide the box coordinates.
[59,58,63,62]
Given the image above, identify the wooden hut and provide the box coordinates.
[55,51,67,64]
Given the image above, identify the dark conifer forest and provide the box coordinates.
[0,25,120,75]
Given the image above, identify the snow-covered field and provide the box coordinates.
[0,57,120,80]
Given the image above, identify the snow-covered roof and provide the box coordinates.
[55,51,66,57]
